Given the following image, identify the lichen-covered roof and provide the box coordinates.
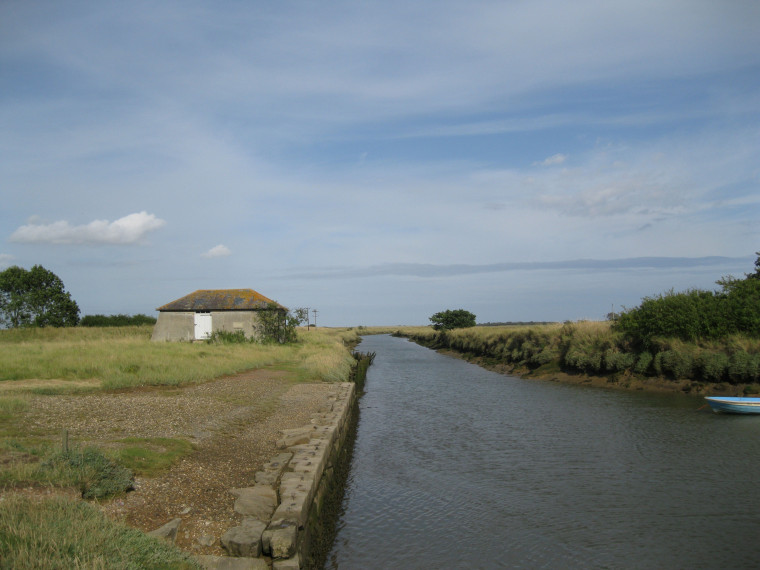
[156,289,287,312]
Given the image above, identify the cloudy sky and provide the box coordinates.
[2,0,758,326]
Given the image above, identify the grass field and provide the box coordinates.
[0,325,358,392]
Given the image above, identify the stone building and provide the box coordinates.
[151,288,287,342]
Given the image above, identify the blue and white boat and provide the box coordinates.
[705,396,760,414]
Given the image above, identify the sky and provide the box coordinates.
[1,0,759,326]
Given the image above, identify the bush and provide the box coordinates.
[206,330,250,344]
[696,352,729,382]
[80,314,157,327]
[42,447,134,499]
[653,350,694,379]
[603,349,636,373]
[615,257,760,346]
[634,351,653,375]
[728,351,760,383]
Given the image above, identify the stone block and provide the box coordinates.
[230,486,277,520]
[269,524,298,559]
[195,555,269,569]
[270,489,310,528]
[221,518,267,558]
[147,518,181,543]
[272,554,301,570]
[277,427,313,449]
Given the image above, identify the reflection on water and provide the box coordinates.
[327,335,760,569]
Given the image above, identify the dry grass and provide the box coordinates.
[0,325,356,392]
[0,494,201,569]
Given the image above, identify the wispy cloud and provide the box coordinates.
[535,153,568,166]
[0,254,14,268]
[9,212,166,245]
[201,244,232,258]
[284,256,751,280]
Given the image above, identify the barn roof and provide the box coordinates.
[156,289,287,312]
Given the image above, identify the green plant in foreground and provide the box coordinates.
[0,494,201,569]
[116,437,195,476]
[41,447,134,499]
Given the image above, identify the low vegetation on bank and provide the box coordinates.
[0,325,357,391]
[0,494,201,569]
[401,322,760,392]
[400,255,760,394]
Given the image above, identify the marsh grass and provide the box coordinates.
[1,445,133,500]
[0,494,201,569]
[0,396,29,418]
[401,322,760,385]
[0,325,356,391]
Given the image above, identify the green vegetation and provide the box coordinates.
[429,309,477,331]
[115,437,195,477]
[80,313,157,327]
[0,324,359,566]
[0,265,80,328]
[0,494,201,569]
[257,305,309,343]
[402,321,760,387]
[0,442,133,500]
[614,253,760,347]
[0,325,357,391]
[401,256,760,389]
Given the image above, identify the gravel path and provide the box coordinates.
[16,370,336,556]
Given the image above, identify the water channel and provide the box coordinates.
[327,334,760,569]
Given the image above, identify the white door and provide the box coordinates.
[194,313,212,340]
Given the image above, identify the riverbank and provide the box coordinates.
[394,324,759,397]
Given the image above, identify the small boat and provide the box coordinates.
[705,396,760,414]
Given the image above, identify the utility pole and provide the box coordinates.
[305,307,310,331]
[312,309,318,329]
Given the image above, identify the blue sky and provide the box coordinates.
[1,0,758,326]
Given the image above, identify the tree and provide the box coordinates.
[257,304,309,343]
[429,309,477,331]
[0,265,80,328]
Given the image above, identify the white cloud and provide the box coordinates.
[0,254,14,268]
[535,153,568,166]
[202,244,232,258]
[9,211,166,245]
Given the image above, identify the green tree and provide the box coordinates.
[429,309,477,331]
[257,304,308,343]
[0,265,80,328]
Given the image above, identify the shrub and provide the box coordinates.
[634,351,654,375]
[615,257,760,346]
[728,351,760,383]
[653,350,694,379]
[42,447,134,499]
[206,329,250,344]
[80,314,157,327]
[603,349,636,373]
[696,352,729,382]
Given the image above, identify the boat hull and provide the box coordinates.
[705,397,760,414]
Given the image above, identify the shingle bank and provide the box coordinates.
[196,381,358,569]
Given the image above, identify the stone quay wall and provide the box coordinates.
[198,381,358,570]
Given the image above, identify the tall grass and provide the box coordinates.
[0,325,357,391]
[0,494,201,569]
[402,322,760,385]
